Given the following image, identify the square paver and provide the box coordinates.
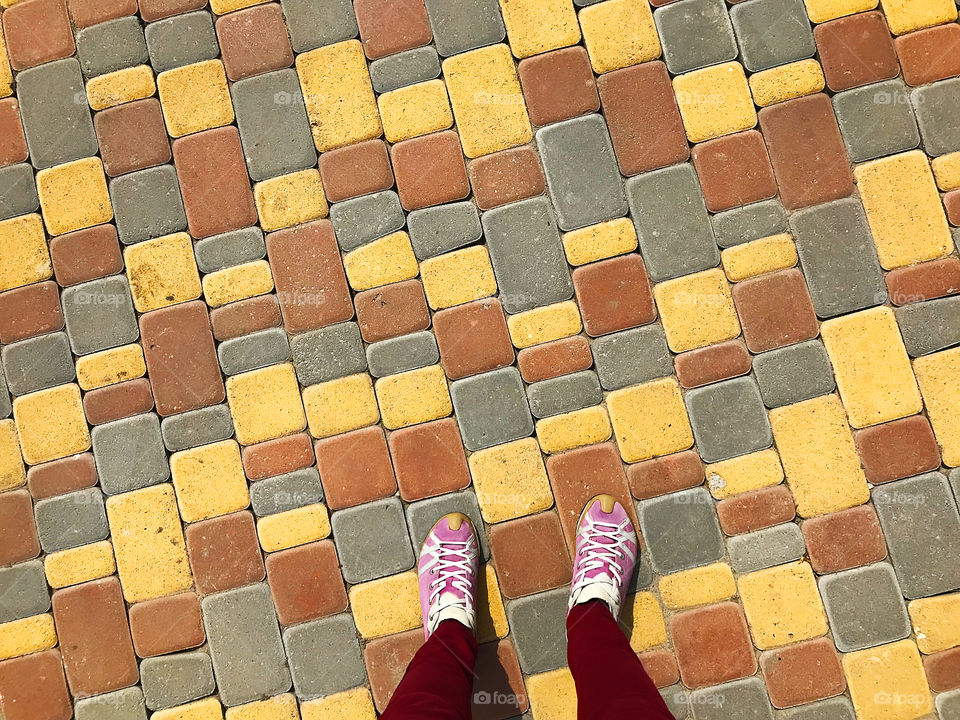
[140,652,215,710]
[34,488,109,553]
[1,332,75,396]
[76,16,148,77]
[330,497,415,584]
[290,322,367,386]
[684,377,773,463]
[0,560,51,623]
[505,588,569,674]
[895,295,960,357]
[92,413,170,495]
[110,165,188,245]
[636,488,725,575]
[145,11,219,73]
[818,562,910,652]
[672,601,757,688]
[689,677,774,720]
[75,687,148,720]
[730,0,816,72]
[752,340,836,408]
[591,325,673,391]
[283,613,367,700]
[61,277,140,356]
[833,80,920,162]
[450,368,535,451]
[0,163,40,220]
[912,78,960,156]
[655,0,737,74]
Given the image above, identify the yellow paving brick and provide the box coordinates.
[44,541,116,589]
[375,365,452,430]
[0,614,57,660]
[226,363,307,446]
[225,693,299,720]
[153,697,225,720]
[420,245,498,310]
[297,39,382,152]
[0,418,26,490]
[607,378,694,463]
[721,234,798,282]
[769,395,870,517]
[477,564,509,643]
[748,59,826,107]
[86,65,156,110]
[343,231,419,292]
[506,301,582,349]
[36,158,113,236]
[157,60,234,137]
[914,347,960,466]
[257,504,330,552]
[931,151,960,191]
[300,688,376,720]
[673,62,757,143]
[106,483,192,602]
[210,0,268,13]
[443,44,533,158]
[802,0,877,22]
[468,437,553,523]
[842,640,933,720]
[855,151,954,269]
[254,169,329,232]
[627,592,667,651]
[75,344,147,391]
[203,260,275,308]
[654,268,741,353]
[578,0,662,74]
[125,232,202,312]
[738,561,828,649]
[0,30,11,97]
[349,571,421,638]
[880,0,957,34]
[909,593,960,654]
[171,440,250,523]
[0,214,51,292]
[302,374,380,439]
[821,307,922,428]
[536,405,612,454]
[499,0,580,58]
[526,668,577,720]
[13,384,90,465]
[659,563,737,609]
[378,79,453,143]
[705,449,784,500]
[562,218,638,266]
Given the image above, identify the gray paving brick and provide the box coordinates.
[75,687,148,720]
[0,163,39,220]
[290,321,366,386]
[140,652,215,710]
[833,80,920,163]
[789,198,887,318]
[952,467,960,504]
[76,16,149,77]
[279,0,358,52]
[34,488,108,553]
[92,413,170,495]
[1,332,75,396]
[818,562,910,652]
[16,58,99,169]
[145,11,220,73]
[726,523,805,573]
[366,331,439,378]
[527,370,602,419]
[0,365,11,419]
[895,296,960,357]
[250,468,323,516]
[330,190,406,252]
[730,0,815,72]
[194,227,266,273]
[937,689,960,720]
[689,677,773,720]
[591,324,672,391]
[872,472,960,598]
[535,115,627,231]
[110,165,188,245]
[505,588,568,674]
[752,339,836,408]
[160,404,234,452]
[684,377,772,463]
[218,328,291,375]
[630,552,655,592]
[331,498,415,583]
[405,489,491,560]
[660,685,691,720]
[61,275,140,355]
[232,70,317,182]
[636,488,725,575]
[655,0,737,74]
[201,583,292,707]
[369,46,442,93]
[912,78,960,156]
[424,0,505,56]
[282,613,366,700]
[626,164,719,282]
[0,560,50,623]
[450,367,534,451]
[711,199,788,249]
[779,697,855,720]
[407,201,482,260]
[481,197,574,314]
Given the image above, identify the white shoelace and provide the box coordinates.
[570,518,635,613]
[427,539,476,630]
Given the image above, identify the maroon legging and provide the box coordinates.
[380,600,675,720]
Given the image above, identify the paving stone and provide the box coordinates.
[194,227,265,274]
[129,592,205,658]
[938,691,960,720]
[573,254,655,337]
[354,0,432,59]
[3,0,74,71]
[1,332,75,396]
[684,377,772,463]
[689,677,773,720]
[833,80,920,163]
[717,485,796,535]
[788,198,887,317]
[145,11,218,73]
[423,0,504,56]
[468,146,547,211]
[331,498,415,584]
[433,299,514,380]
[366,331,440,378]
[0,281,65,347]
[671,601,756,689]
[265,540,347,626]
[692,130,777,213]
[141,652,215,710]
[290,321,367,386]
[391,130,470,211]
[217,4,294,81]
[0,163,39,220]
[730,0,815,72]
[201,583,292,707]
[886,257,960,306]
[0,649,72,720]
[318,140,394,205]
[818,562,910,652]
[481,197,574,314]
[674,341,751,390]
[0,490,39,566]
[369,46,441,93]
[0,560,50,623]
[518,337,591,385]
[387,419,468,503]
[278,0,357,52]
[283,613,367,699]
[218,328,291,376]
[913,78,960,156]
[232,70,316,182]
[752,340,835,408]
[505,588,568,674]
[34,488,108,553]
[712,200,788,249]
[405,489,491,560]
[314,426,397,509]
[75,687,148,720]
[16,58,98,169]
[760,637,845,709]
[407,202,482,260]
[733,268,819,353]
[897,23,960,87]
[518,47,599,127]
[527,371,602,419]
[654,0,737,74]
[856,417,940,490]
[110,165,188,245]
[873,472,960,599]
[661,685,691,720]
[242,433,314,481]
[636,488,725,575]
[355,280,431,343]
[0,368,10,419]
[330,191,406,252]
[76,16,148,77]
[895,296,960,357]
[92,413,170,494]
[816,11,898,92]
[93,99,171,178]
[185,511,265,595]
[160,404,234,453]
[489,512,572,598]
[83,379,155,426]
[451,368,534,451]
[250,468,324,517]
[727,523,806,574]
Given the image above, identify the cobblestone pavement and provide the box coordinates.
[2,0,960,719]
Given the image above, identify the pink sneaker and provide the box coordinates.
[568,495,638,618]
[418,512,480,640]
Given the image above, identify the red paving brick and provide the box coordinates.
[209,294,284,341]
[627,451,704,500]
[815,11,899,92]
[0,650,72,720]
[573,254,656,337]
[896,24,960,86]
[0,281,64,344]
[185,511,265,596]
[674,340,752,389]
[488,512,572,598]
[217,4,295,81]
[433,298,515,379]
[355,280,431,343]
[671,602,757,689]
[886,257,960,305]
[732,268,819,353]
[388,418,471,502]
[518,47,600,127]
[691,130,777,212]
[801,505,888,574]
[945,190,960,226]
[82,378,155,425]
[925,646,960,692]
[391,130,470,211]
[517,336,593,383]
[364,628,425,712]
[314,426,397,509]
[468,146,546,210]
[67,0,138,26]
[27,453,98,500]
[0,489,40,566]
[128,592,205,658]
[242,433,315,481]
[638,649,680,689]
[2,0,75,70]
[0,99,28,167]
[716,485,796,535]
[49,225,124,288]
[354,0,432,59]
[760,637,846,708]
[265,540,348,625]
[854,415,941,484]
[318,139,395,204]
[94,99,172,177]
[135,0,205,22]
